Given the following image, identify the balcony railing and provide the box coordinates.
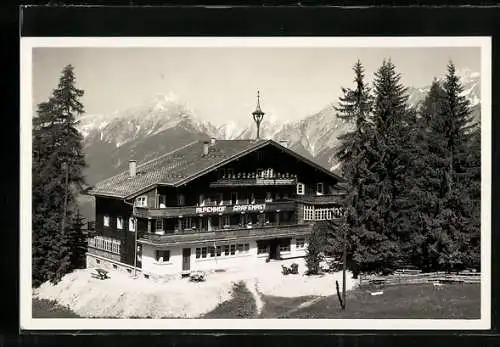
[138,223,313,245]
[134,200,296,218]
[292,194,346,205]
[87,246,121,262]
[210,177,297,187]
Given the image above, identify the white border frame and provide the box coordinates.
[20,36,492,331]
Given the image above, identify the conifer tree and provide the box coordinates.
[362,59,412,272]
[32,64,87,287]
[407,79,449,271]
[328,60,376,274]
[408,63,480,272]
[433,62,479,271]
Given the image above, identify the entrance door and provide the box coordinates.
[182,248,191,271]
[269,239,281,260]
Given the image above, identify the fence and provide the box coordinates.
[359,269,481,287]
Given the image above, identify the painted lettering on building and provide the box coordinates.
[195,206,227,214]
[233,204,266,212]
[195,204,267,214]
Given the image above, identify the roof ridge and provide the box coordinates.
[92,140,200,188]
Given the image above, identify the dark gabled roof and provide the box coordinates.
[88,139,344,199]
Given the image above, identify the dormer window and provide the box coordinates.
[135,196,147,207]
[316,182,324,195]
[297,183,305,195]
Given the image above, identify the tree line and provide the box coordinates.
[32,64,88,287]
[307,59,480,275]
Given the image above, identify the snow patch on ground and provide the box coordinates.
[33,258,359,318]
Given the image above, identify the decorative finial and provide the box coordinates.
[252,91,265,140]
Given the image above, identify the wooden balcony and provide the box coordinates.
[133,200,296,219]
[209,177,297,188]
[138,223,313,246]
[291,194,346,205]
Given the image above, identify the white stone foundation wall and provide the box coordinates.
[86,253,142,276]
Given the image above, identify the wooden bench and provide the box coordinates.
[91,268,109,280]
[189,271,206,282]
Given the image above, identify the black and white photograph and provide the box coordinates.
[20,37,491,330]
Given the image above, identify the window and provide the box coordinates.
[135,196,147,207]
[304,205,314,221]
[216,246,222,256]
[103,215,110,227]
[117,217,123,230]
[201,247,208,258]
[297,183,305,195]
[296,238,305,249]
[230,245,236,255]
[182,217,193,230]
[158,195,166,208]
[265,192,273,202]
[129,217,136,232]
[155,250,170,263]
[237,244,244,253]
[316,182,324,195]
[280,241,291,252]
[196,248,201,259]
[256,168,264,178]
[222,215,230,227]
[209,246,215,257]
[224,245,230,256]
[244,243,250,252]
[156,219,164,231]
[257,243,268,254]
[178,194,185,206]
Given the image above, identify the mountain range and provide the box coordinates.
[78,71,481,186]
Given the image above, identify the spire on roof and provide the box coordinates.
[252,90,265,140]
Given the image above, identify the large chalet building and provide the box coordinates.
[86,93,346,280]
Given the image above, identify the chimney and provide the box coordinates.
[279,140,289,148]
[203,141,209,156]
[210,137,216,146]
[129,160,137,178]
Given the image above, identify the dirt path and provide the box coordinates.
[282,296,324,316]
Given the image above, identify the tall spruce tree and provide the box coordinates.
[328,60,375,275]
[407,63,480,272]
[433,62,479,271]
[407,79,449,271]
[32,64,87,286]
[364,59,413,272]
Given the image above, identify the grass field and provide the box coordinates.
[204,282,480,319]
[32,298,81,318]
[33,282,480,319]
[280,283,481,319]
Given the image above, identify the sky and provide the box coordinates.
[32,46,481,125]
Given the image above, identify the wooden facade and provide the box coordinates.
[88,140,345,273]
